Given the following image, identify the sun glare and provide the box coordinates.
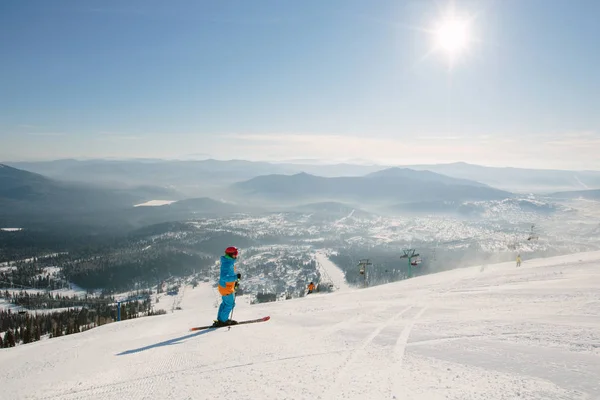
[425,4,475,67]
[435,18,469,55]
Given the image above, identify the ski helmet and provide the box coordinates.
[225,246,238,257]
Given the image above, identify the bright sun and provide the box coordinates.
[435,17,469,55]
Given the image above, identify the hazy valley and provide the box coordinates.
[2,159,599,312]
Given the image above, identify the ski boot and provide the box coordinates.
[212,319,238,327]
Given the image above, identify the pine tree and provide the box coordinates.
[53,319,62,337]
[28,316,34,341]
[77,308,88,331]
[5,329,16,347]
[0,333,3,348]
[23,324,31,344]
[23,316,33,344]
[14,326,21,344]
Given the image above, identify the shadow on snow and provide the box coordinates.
[116,328,216,356]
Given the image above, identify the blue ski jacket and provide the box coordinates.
[218,255,238,296]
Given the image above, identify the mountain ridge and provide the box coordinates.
[6,159,600,194]
[232,168,511,205]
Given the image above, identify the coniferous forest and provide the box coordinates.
[0,298,165,348]
[0,222,262,347]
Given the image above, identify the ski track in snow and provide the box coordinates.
[391,306,428,400]
[322,304,414,399]
[1,252,600,399]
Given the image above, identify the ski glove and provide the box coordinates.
[237,273,242,280]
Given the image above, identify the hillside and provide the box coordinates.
[406,162,600,192]
[385,197,564,216]
[0,164,124,215]
[1,251,598,399]
[132,197,247,217]
[291,201,370,217]
[366,167,490,188]
[549,188,600,200]
[0,164,183,227]
[232,169,510,205]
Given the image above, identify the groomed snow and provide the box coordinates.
[315,249,352,292]
[1,252,599,399]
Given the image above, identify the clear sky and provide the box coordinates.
[1,0,599,169]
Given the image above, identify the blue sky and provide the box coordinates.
[1,0,599,169]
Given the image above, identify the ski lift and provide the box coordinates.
[527,224,539,241]
[359,267,365,275]
[410,255,422,266]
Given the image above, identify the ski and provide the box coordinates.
[189,316,270,331]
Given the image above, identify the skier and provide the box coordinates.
[516,254,522,267]
[307,282,315,294]
[213,246,241,327]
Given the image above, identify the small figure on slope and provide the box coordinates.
[307,282,315,295]
[213,246,241,327]
[516,254,522,267]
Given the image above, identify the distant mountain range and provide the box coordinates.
[1,164,128,210]
[5,159,383,197]
[0,164,178,226]
[6,159,599,195]
[231,168,510,205]
[1,162,510,226]
[0,163,270,229]
[365,167,490,188]
[403,162,600,193]
[3,159,597,228]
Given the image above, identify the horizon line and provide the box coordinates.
[2,157,600,173]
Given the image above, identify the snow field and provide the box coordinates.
[133,200,177,207]
[0,252,599,399]
[315,249,352,292]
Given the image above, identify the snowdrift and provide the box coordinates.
[1,252,599,399]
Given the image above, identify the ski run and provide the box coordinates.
[1,251,599,399]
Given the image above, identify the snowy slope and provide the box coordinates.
[316,250,352,292]
[1,252,599,399]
